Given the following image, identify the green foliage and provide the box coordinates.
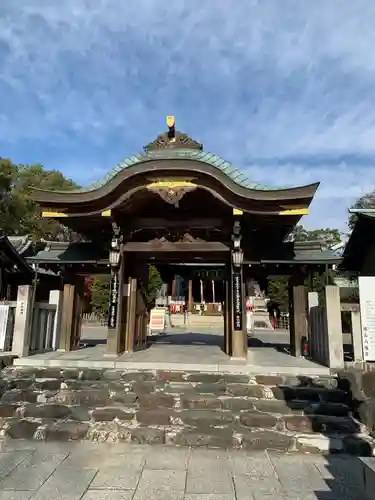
[348,188,375,230]
[0,158,78,239]
[89,275,111,315]
[267,275,289,311]
[147,264,163,304]
[293,225,341,244]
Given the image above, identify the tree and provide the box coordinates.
[267,275,289,311]
[90,275,111,316]
[0,159,79,240]
[146,264,163,304]
[348,189,375,230]
[292,225,341,244]
[0,159,19,234]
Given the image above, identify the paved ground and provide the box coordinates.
[0,441,368,499]
[14,332,329,375]
[80,325,291,346]
[81,324,353,350]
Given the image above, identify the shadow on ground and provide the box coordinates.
[79,338,107,347]
[80,329,294,358]
[247,334,290,354]
[151,332,223,346]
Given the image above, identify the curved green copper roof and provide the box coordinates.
[80,148,273,192]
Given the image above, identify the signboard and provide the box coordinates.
[359,276,375,361]
[108,272,119,329]
[232,271,243,331]
[149,307,166,333]
[0,305,10,351]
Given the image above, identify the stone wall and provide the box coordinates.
[338,365,375,437]
[0,366,374,454]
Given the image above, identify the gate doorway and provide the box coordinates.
[28,120,338,363]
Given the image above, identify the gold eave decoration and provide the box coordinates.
[278,207,308,215]
[147,180,196,189]
[41,211,68,218]
[147,180,197,207]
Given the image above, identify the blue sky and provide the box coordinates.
[1,1,375,233]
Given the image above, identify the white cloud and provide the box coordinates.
[243,161,375,232]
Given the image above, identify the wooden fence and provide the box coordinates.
[309,305,329,365]
[29,303,57,354]
[0,301,16,352]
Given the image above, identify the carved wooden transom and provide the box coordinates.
[148,185,196,207]
[150,233,205,243]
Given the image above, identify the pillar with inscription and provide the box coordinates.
[230,216,247,359]
[106,230,123,356]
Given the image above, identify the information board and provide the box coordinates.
[359,276,375,361]
[149,307,166,333]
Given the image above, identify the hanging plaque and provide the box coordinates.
[232,271,243,331]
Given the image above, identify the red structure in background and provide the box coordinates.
[84,276,94,297]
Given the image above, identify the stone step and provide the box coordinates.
[361,458,375,498]
[0,366,373,455]
[170,313,224,324]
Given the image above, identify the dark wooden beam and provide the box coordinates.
[127,217,224,230]
[122,241,230,253]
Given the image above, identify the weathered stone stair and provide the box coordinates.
[0,366,374,455]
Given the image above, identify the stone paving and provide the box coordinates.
[0,441,371,499]
[14,339,330,376]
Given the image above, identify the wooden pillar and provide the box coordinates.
[72,278,84,350]
[133,260,149,351]
[171,278,176,299]
[188,279,193,312]
[49,289,63,351]
[125,278,137,353]
[288,275,308,357]
[58,283,75,351]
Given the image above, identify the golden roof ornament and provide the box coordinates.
[144,116,203,152]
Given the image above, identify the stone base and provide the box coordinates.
[0,366,374,455]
